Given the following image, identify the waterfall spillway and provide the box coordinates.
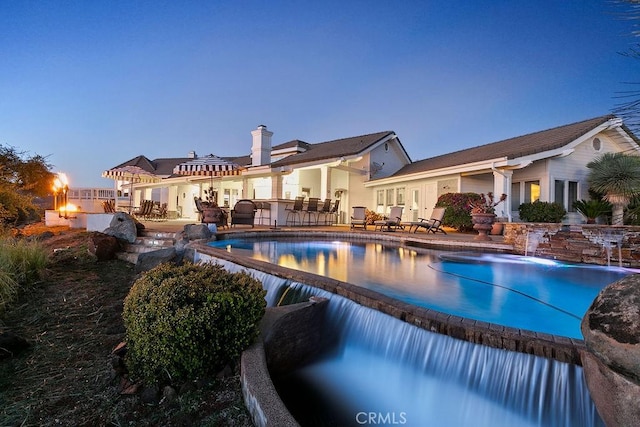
[525,229,546,257]
[199,254,603,427]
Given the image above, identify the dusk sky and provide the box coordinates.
[1,0,638,187]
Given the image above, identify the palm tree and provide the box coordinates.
[587,152,640,225]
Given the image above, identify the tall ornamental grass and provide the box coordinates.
[0,237,47,314]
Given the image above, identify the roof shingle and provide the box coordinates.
[392,115,617,177]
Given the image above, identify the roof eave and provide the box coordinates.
[365,157,509,187]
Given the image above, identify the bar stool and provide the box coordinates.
[285,197,304,226]
[256,201,271,225]
[303,198,320,225]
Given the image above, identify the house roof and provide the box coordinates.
[107,129,402,179]
[271,131,397,167]
[392,115,622,177]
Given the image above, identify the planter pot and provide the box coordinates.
[490,222,504,235]
[471,213,496,241]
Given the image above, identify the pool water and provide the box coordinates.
[208,238,631,338]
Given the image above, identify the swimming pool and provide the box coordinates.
[208,238,631,339]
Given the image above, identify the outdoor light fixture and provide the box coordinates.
[52,172,74,219]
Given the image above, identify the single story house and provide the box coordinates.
[366,114,640,224]
[102,115,640,225]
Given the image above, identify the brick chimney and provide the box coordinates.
[251,125,273,167]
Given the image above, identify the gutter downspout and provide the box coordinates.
[491,164,512,222]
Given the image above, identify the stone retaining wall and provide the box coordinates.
[241,298,329,427]
[504,223,640,267]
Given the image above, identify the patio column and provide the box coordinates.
[492,168,512,221]
[271,174,283,199]
[320,166,331,201]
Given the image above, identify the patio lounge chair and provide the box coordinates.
[374,206,404,231]
[231,199,257,227]
[135,200,155,220]
[102,199,116,213]
[351,206,367,230]
[409,207,447,234]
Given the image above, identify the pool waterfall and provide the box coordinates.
[197,253,604,426]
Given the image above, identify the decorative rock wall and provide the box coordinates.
[504,223,640,267]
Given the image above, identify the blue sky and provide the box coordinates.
[1,0,638,187]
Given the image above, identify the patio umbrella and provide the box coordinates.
[102,165,158,213]
[174,155,243,203]
[173,154,242,178]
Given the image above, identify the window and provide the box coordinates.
[396,187,405,205]
[525,181,540,203]
[568,181,578,212]
[554,179,579,211]
[554,180,564,205]
[593,138,601,151]
[386,188,394,206]
[511,180,540,210]
[377,190,384,207]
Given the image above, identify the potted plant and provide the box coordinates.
[469,192,507,241]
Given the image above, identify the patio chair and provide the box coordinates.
[409,207,447,234]
[231,199,257,227]
[285,196,305,226]
[303,197,321,225]
[202,205,228,228]
[374,206,404,231]
[351,206,368,230]
[194,197,204,221]
[156,203,168,221]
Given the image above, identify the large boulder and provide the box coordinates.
[581,274,640,427]
[183,223,212,241]
[88,232,120,261]
[104,212,138,244]
[134,247,178,274]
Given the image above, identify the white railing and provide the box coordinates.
[68,187,116,200]
[67,187,117,213]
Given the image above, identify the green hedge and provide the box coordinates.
[122,262,266,385]
[518,201,566,223]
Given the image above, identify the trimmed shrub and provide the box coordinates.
[122,262,266,385]
[518,201,567,223]
[435,192,482,231]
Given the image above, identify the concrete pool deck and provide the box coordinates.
[140,219,513,251]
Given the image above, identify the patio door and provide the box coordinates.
[409,187,420,221]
